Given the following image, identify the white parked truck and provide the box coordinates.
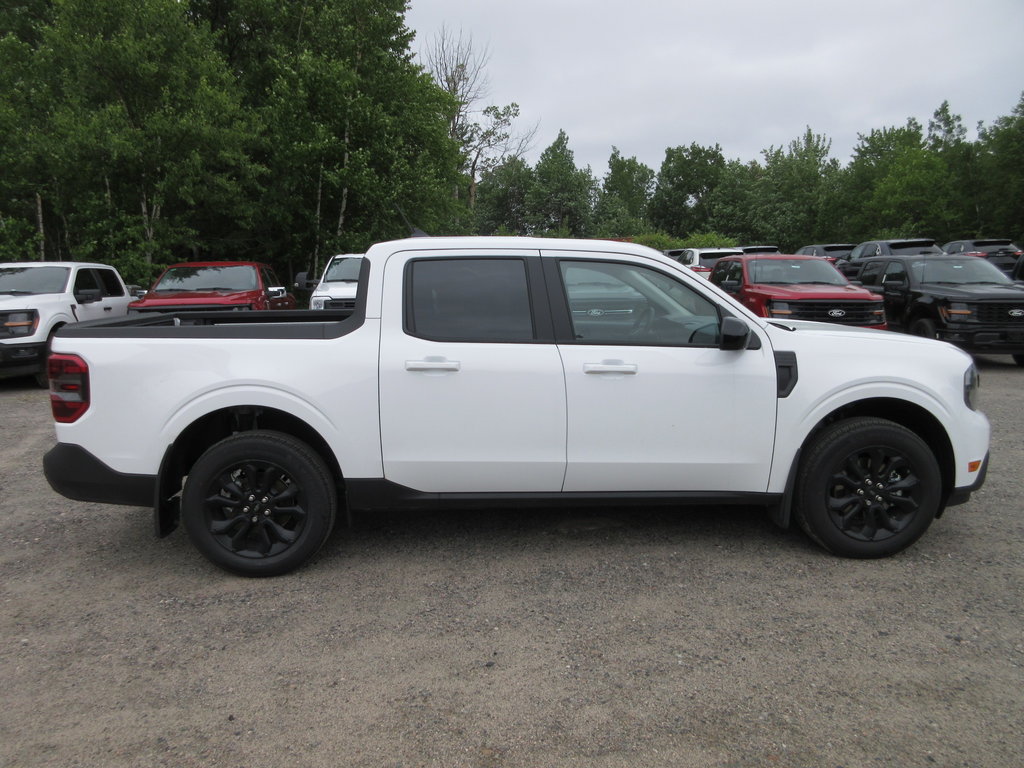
[43,237,990,576]
[1,261,132,385]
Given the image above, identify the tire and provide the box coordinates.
[33,329,59,388]
[910,317,938,339]
[182,430,336,576]
[794,417,941,558]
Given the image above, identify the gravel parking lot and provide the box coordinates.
[1,357,1022,768]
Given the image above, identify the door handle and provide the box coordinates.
[103,306,112,312]
[405,359,461,372]
[583,362,638,374]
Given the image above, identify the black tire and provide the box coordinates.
[794,417,941,558]
[182,430,336,576]
[910,317,938,339]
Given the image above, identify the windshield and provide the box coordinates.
[153,265,258,291]
[913,258,1013,285]
[748,258,847,286]
[323,257,361,283]
[0,266,71,295]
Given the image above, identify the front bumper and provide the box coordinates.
[0,341,46,378]
[43,443,157,507]
[938,326,1024,354]
[946,451,989,508]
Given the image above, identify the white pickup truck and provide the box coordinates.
[1,261,133,385]
[43,237,990,576]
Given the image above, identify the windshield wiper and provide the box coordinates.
[0,289,33,295]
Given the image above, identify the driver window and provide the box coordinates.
[559,261,720,346]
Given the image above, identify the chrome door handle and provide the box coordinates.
[405,359,461,372]
[583,363,637,374]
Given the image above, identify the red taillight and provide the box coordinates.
[49,354,90,423]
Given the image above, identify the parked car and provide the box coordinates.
[130,261,295,313]
[851,253,1024,364]
[941,239,1023,275]
[796,244,856,263]
[300,254,363,310]
[836,239,943,277]
[738,245,780,254]
[708,254,886,329]
[0,261,132,385]
[664,247,742,278]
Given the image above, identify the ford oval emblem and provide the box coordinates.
[1010,309,1024,318]
[587,308,605,316]
[828,309,846,318]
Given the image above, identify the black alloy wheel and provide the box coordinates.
[182,431,336,576]
[794,417,941,558]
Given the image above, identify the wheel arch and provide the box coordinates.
[155,405,345,537]
[773,397,955,529]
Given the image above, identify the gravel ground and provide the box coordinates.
[1,357,1021,768]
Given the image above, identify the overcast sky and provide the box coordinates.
[404,0,1024,177]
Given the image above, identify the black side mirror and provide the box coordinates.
[719,279,741,293]
[719,316,750,350]
[74,288,102,304]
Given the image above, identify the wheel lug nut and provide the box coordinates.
[251,515,258,523]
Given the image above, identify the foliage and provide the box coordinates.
[1,4,1022,277]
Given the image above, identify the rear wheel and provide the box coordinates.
[182,430,336,576]
[794,418,941,558]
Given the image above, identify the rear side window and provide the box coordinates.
[406,258,535,342]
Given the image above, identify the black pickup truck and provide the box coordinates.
[851,254,1024,364]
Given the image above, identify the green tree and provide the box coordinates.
[474,156,535,235]
[593,147,653,238]
[527,130,595,237]
[648,143,725,237]
[976,93,1024,242]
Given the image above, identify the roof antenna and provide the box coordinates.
[394,203,430,237]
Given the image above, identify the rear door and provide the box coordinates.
[378,249,567,493]
[548,252,778,492]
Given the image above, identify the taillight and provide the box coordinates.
[49,354,90,423]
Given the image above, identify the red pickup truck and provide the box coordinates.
[130,261,296,313]
[708,254,886,329]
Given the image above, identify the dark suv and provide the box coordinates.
[941,239,1022,275]
[852,253,1024,364]
[796,244,856,263]
[836,239,943,277]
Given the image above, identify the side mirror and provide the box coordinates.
[267,286,286,298]
[294,272,312,290]
[719,279,741,293]
[74,288,102,304]
[882,279,907,289]
[719,316,750,351]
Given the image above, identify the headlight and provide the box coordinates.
[940,302,973,321]
[768,301,792,317]
[964,363,981,411]
[1,310,39,338]
[310,296,326,310]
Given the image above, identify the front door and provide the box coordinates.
[549,254,778,493]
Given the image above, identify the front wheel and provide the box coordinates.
[794,418,942,558]
[910,317,938,339]
[182,431,336,576]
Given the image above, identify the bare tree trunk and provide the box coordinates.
[35,192,45,260]
[313,161,323,276]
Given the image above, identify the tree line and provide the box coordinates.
[1,1,1022,286]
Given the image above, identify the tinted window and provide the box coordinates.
[95,268,125,296]
[73,269,101,293]
[560,261,720,346]
[882,262,907,284]
[858,261,885,286]
[407,258,534,342]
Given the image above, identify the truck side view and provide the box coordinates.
[43,237,990,576]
